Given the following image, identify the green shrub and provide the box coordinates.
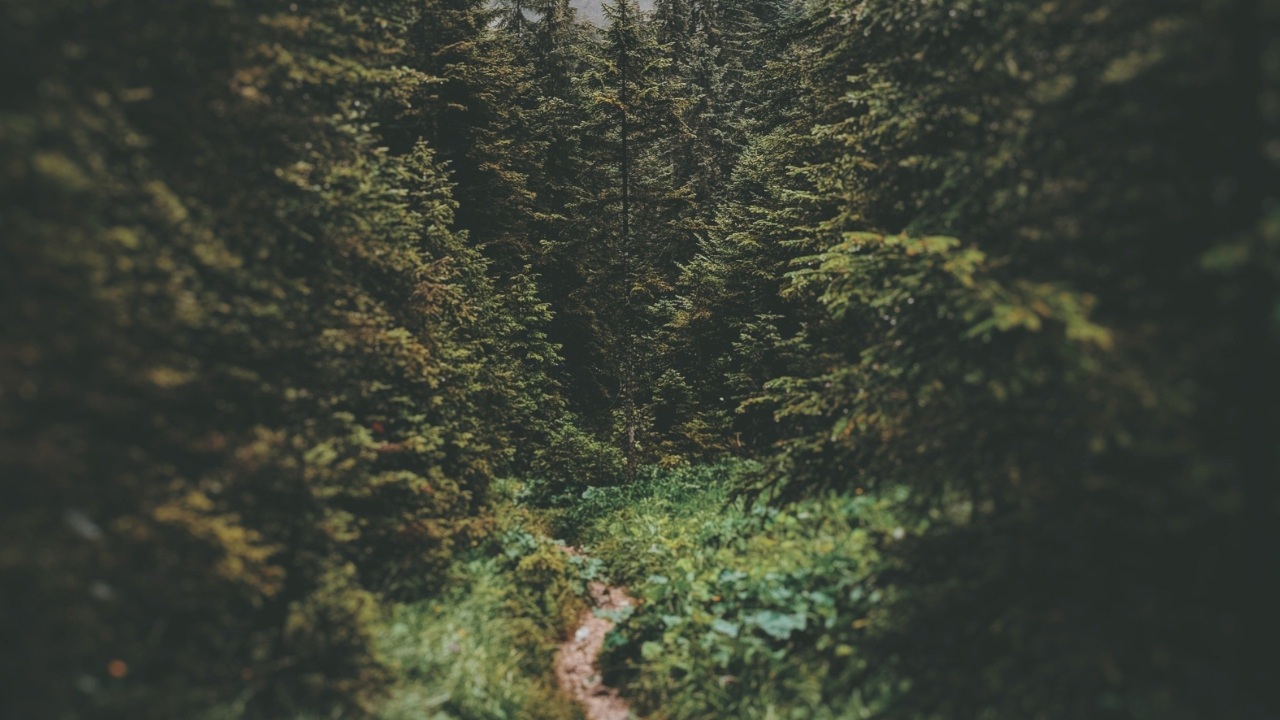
[374,484,591,720]
[571,466,925,720]
[525,419,628,506]
[558,461,753,550]
[375,559,580,720]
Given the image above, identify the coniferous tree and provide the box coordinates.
[4,0,1274,716]
[0,0,589,714]
[659,4,823,456]
[562,0,686,477]
[699,0,1277,716]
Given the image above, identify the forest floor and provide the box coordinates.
[375,465,877,720]
[555,552,637,720]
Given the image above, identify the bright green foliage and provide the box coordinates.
[575,463,910,719]
[374,483,590,720]
[559,460,747,552]
[527,417,628,503]
[376,560,582,720]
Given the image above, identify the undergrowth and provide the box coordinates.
[371,481,591,720]
[572,461,921,720]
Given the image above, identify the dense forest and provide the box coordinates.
[2,0,1277,718]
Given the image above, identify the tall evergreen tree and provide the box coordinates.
[557,0,688,476]
[0,0,532,716]
[0,0,613,714]
[710,0,1278,716]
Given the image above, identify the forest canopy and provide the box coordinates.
[1,0,1276,718]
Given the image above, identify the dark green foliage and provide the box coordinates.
[654,0,1279,717]
[3,0,1275,717]
[0,0,579,717]
[559,0,688,474]
[564,0,1276,717]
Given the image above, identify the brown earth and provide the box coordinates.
[555,579,637,720]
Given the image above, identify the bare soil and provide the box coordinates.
[555,580,637,720]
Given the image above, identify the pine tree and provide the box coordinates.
[659,4,823,457]
[710,0,1277,716]
[556,0,686,478]
[0,0,569,715]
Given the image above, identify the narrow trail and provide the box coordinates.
[555,550,638,720]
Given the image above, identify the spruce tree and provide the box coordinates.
[561,0,685,477]
[714,0,1278,716]
[0,0,573,715]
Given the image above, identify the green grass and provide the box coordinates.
[371,481,591,720]
[374,559,580,720]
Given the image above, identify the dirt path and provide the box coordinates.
[555,576,637,720]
